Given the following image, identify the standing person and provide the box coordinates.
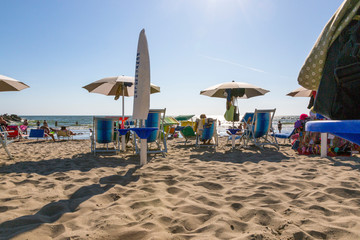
[278,120,282,133]
[43,120,48,127]
[36,120,40,129]
[55,121,58,127]
[21,119,29,134]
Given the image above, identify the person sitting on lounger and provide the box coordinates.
[59,126,76,135]
[40,124,55,142]
[51,126,79,136]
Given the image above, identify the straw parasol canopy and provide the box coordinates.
[0,74,30,92]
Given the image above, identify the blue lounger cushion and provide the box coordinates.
[306,120,360,145]
[274,133,290,139]
[274,129,296,139]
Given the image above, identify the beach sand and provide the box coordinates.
[1,138,360,239]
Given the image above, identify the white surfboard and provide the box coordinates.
[133,29,150,121]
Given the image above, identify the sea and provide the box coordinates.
[20,115,299,140]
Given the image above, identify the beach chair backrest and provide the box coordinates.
[201,119,215,140]
[145,110,161,142]
[6,126,20,138]
[57,130,71,138]
[95,118,114,144]
[241,112,254,123]
[181,126,196,138]
[29,129,45,138]
[252,109,275,138]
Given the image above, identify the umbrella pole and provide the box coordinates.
[121,83,126,151]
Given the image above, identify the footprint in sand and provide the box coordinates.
[47,224,65,238]
[130,198,162,210]
[166,187,189,198]
[0,205,17,213]
[325,187,360,198]
[194,182,224,190]
[64,184,75,190]
[308,204,334,216]
[230,202,243,211]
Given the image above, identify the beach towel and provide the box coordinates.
[224,105,235,121]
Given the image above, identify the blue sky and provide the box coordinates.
[0,0,344,116]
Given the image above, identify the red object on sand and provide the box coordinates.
[6,125,20,138]
[119,117,129,129]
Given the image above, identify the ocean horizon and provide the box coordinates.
[17,114,298,139]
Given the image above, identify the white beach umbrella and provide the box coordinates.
[200,80,269,148]
[83,75,160,152]
[200,81,269,99]
[82,76,160,97]
[286,87,313,97]
[0,74,30,92]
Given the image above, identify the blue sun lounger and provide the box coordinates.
[306,120,360,157]
[91,117,118,154]
[274,128,296,144]
[242,109,279,150]
[133,109,167,156]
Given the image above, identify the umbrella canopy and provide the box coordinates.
[0,74,29,92]
[286,87,313,97]
[175,115,195,121]
[298,0,360,90]
[82,75,160,97]
[164,116,180,125]
[200,81,269,99]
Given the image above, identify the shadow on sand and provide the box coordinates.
[0,152,139,176]
[0,166,141,239]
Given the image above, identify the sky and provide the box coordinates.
[0,0,344,117]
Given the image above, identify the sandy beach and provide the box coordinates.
[1,138,360,239]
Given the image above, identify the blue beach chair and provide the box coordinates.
[241,112,254,125]
[91,117,117,154]
[134,109,167,156]
[29,129,48,141]
[242,109,279,150]
[274,128,296,144]
[196,118,218,148]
